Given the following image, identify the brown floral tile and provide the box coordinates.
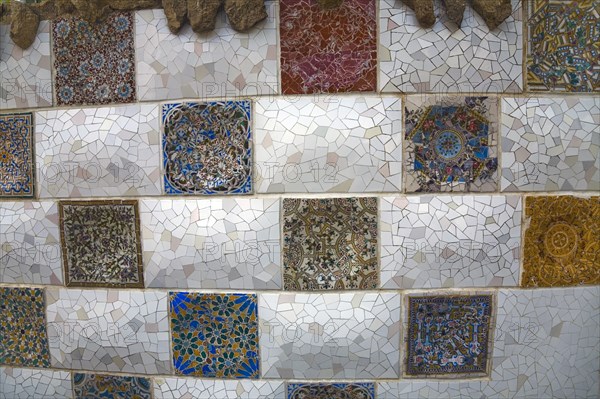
[522,196,599,287]
[282,198,378,290]
[59,200,144,288]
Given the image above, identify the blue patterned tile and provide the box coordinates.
[162,101,252,195]
[0,113,34,197]
[73,373,151,399]
[287,382,375,399]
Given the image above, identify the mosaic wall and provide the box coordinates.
[1,1,599,398]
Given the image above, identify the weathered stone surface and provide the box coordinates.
[472,0,512,30]
[162,0,187,33]
[403,0,435,28]
[71,0,107,22]
[444,0,466,26]
[187,0,222,33]
[317,0,344,9]
[224,0,267,31]
[10,2,40,49]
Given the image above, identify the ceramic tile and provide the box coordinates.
[135,8,278,101]
[0,113,34,197]
[259,293,401,379]
[35,104,161,198]
[280,0,377,94]
[0,287,50,368]
[404,96,498,193]
[169,292,259,378]
[282,198,378,290]
[381,196,521,289]
[527,0,599,92]
[0,22,52,110]
[0,201,62,285]
[59,200,143,288]
[154,378,285,399]
[286,383,375,399]
[379,0,523,93]
[404,293,494,377]
[53,13,136,106]
[522,196,599,287]
[0,367,72,399]
[141,198,281,289]
[162,101,252,195]
[255,96,403,193]
[45,288,171,374]
[501,97,600,191]
[73,373,151,399]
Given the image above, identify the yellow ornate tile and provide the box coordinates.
[522,196,599,287]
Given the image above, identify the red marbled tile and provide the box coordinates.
[280,0,377,94]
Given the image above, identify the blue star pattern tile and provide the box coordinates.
[0,113,34,197]
[162,101,252,195]
[287,382,376,399]
[169,292,260,378]
[73,373,151,399]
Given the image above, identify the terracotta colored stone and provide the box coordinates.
[472,0,512,30]
[224,0,268,31]
[10,2,40,49]
[162,0,188,33]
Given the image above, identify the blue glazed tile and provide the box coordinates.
[73,373,151,399]
[169,292,259,378]
[0,113,34,197]
[162,101,252,195]
[287,382,375,399]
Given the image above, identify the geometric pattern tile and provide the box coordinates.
[282,198,378,291]
[522,196,599,287]
[135,9,278,101]
[527,0,600,92]
[154,378,285,398]
[259,293,401,379]
[381,195,522,289]
[52,13,136,106]
[280,0,377,94]
[287,383,376,399]
[169,292,259,379]
[59,201,143,288]
[405,293,494,377]
[380,0,523,93]
[404,96,498,192]
[73,373,151,399]
[162,101,252,195]
[0,368,72,399]
[45,288,171,374]
[141,198,281,289]
[35,104,162,198]
[0,113,34,197]
[0,22,52,110]
[0,288,50,368]
[254,96,403,193]
[501,97,599,191]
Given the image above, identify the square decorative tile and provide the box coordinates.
[53,12,136,106]
[0,113,34,197]
[255,96,403,193]
[154,378,285,399]
[135,8,278,101]
[405,293,494,377]
[287,383,375,399]
[162,101,252,195]
[527,0,599,92]
[404,96,498,192]
[522,196,599,287]
[0,288,50,368]
[280,0,377,94]
[169,292,259,378]
[59,200,144,288]
[282,198,378,290]
[501,97,599,192]
[1,22,52,110]
[0,368,72,399]
[73,373,151,399]
[380,0,523,93]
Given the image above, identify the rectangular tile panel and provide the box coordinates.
[0,368,72,399]
[154,378,285,399]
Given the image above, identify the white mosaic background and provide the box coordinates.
[0,368,72,399]
[154,378,285,399]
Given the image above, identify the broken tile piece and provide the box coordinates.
[154,378,285,398]
[0,113,34,197]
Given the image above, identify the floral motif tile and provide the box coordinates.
[52,12,136,106]
[0,288,50,368]
[287,383,375,399]
[280,0,377,94]
[282,198,378,290]
[162,101,252,195]
[522,196,599,287]
[405,294,494,377]
[73,373,151,399]
[59,200,144,288]
[169,292,259,378]
[527,0,599,92]
[404,96,498,192]
[0,113,34,197]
